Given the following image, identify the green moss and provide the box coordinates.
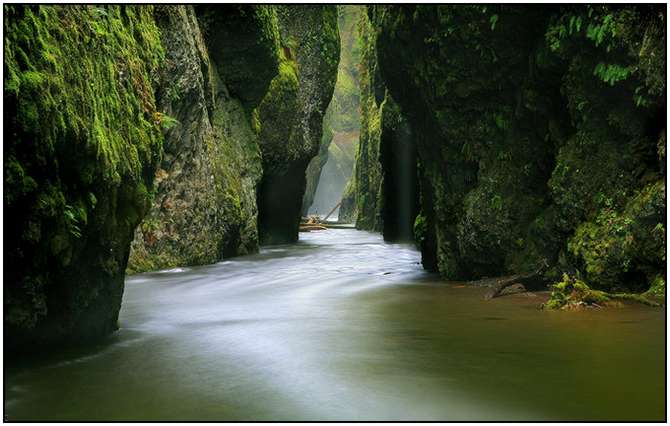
[5,4,164,212]
[257,53,300,170]
[5,5,163,183]
[5,5,164,344]
[364,5,665,290]
[277,55,299,87]
[257,5,338,170]
[251,108,262,134]
[195,5,281,112]
[349,11,384,232]
[543,273,614,310]
[567,180,665,291]
[413,214,428,246]
[544,273,662,310]
[254,6,282,55]
[644,275,666,299]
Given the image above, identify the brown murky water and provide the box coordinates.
[5,229,666,421]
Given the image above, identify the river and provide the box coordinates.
[5,228,665,421]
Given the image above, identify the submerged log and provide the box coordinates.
[481,268,548,300]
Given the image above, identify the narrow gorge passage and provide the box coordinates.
[6,229,664,421]
[3,4,666,422]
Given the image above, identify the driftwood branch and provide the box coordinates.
[480,267,548,300]
[322,201,342,222]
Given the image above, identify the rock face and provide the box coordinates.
[303,6,362,219]
[341,11,419,241]
[127,6,277,273]
[368,5,666,293]
[4,5,164,349]
[256,5,340,244]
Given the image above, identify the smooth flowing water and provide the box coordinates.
[5,229,665,421]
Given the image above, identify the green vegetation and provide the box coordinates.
[567,181,665,292]
[544,273,661,310]
[127,5,272,274]
[543,273,614,310]
[364,5,665,298]
[344,10,384,231]
[257,5,340,244]
[5,5,164,347]
[256,49,300,165]
[5,6,163,184]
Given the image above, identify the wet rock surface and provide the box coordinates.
[127,6,274,273]
[4,5,165,351]
[365,5,665,295]
[257,6,340,244]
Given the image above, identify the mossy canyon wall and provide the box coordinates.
[5,5,164,349]
[4,5,339,350]
[3,4,666,350]
[256,6,339,244]
[127,6,274,273]
[350,5,666,295]
[341,10,419,241]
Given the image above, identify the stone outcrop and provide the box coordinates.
[4,5,164,349]
[256,5,340,244]
[341,11,419,241]
[364,5,665,294]
[127,6,277,273]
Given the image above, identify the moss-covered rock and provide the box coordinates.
[4,5,164,350]
[372,6,560,277]
[345,12,384,232]
[256,5,340,244]
[345,10,420,241]
[567,180,665,292]
[544,273,661,310]
[351,57,381,231]
[367,5,665,294]
[193,5,279,112]
[127,6,273,273]
[543,273,616,310]
[338,178,357,223]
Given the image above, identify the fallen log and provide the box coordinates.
[610,292,661,307]
[321,223,355,229]
[299,225,328,232]
[481,268,548,300]
[322,201,342,222]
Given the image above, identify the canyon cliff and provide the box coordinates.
[350,5,665,296]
